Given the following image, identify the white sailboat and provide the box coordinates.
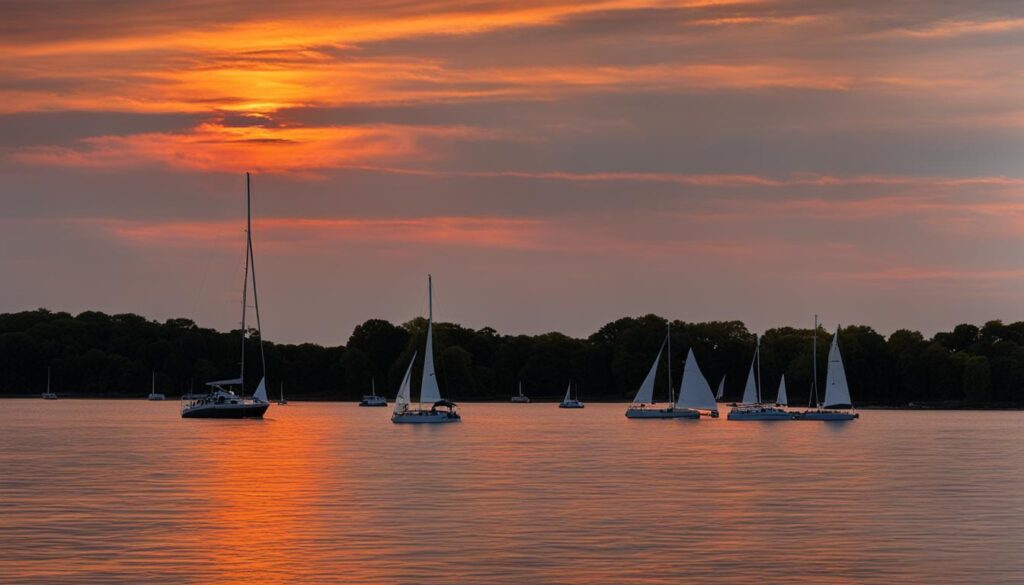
[511,381,531,403]
[727,335,792,420]
[775,374,788,407]
[277,381,287,405]
[147,371,166,400]
[359,377,387,406]
[796,320,858,421]
[715,375,725,401]
[392,275,461,423]
[674,348,719,417]
[625,322,699,419]
[41,366,57,400]
[559,381,584,408]
[182,172,270,419]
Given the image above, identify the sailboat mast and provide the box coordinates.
[239,173,251,390]
[151,371,155,394]
[755,334,762,404]
[810,314,819,409]
[246,172,267,383]
[47,366,51,393]
[666,321,674,405]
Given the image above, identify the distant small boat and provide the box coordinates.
[41,367,57,400]
[559,382,584,408]
[392,276,460,423]
[511,381,531,403]
[795,319,858,421]
[727,335,792,420]
[277,381,288,405]
[147,371,166,401]
[182,173,269,419]
[625,322,698,419]
[359,378,386,407]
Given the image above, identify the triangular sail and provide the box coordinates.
[419,276,441,404]
[823,329,853,409]
[253,376,268,403]
[715,375,725,400]
[563,383,572,403]
[675,348,718,411]
[776,374,788,406]
[741,361,758,404]
[393,351,417,415]
[631,344,664,404]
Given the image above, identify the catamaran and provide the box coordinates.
[182,173,270,419]
[359,378,387,407]
[147,371,166,400]
[674,348,720,417]
[795,320,858,421]
[775,374,788,407]
[727,335,792,420]
[41,366,57,400]
[559,382,584,408]
[391,276,461,423]
[511,381,531,403]
[625,322,699,419]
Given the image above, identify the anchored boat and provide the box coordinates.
[727,335,792,421]
[391,276,461,424]
[625,322,698,419]
[511,381,531,403]
[147,372,166,401]
[359,378,387,407]
[182,173,270,420]
[795,319,858,421]
[559,382,584,408]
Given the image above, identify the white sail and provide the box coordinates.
[563,383,572,403]
[715,375,725,400]
[394,351,417,415]
[253,376,268,403]
[419,276,441,404]
[741,362,758,404]
[675,349,718,411]
[776,374,788,406]
[823,329,853,408]
[632,345,663,404]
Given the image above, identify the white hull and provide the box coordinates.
[559,400,585,409]
[510,396,531,403]
[727,406,792,421]
[625,406,699,419]
[392,409,461,424]
[794,410,858,421]
[148,393,166,401]
[359,395,387,407]
[41,393,58,400]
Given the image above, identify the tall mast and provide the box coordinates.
[666,321,674,405]
[810,315,819,409]
[239,173,251,386]
[247,172,266,382]
[755,334,762,404]
[47,366,51,393]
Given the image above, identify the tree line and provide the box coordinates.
[1,309,1021,406]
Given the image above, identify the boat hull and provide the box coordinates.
[625,407,699,419]
[559,402,585,409]
[359,402,387,407]
[391,410,461,424]
[793,410,858,421]
[727,407,793,421]
[510,397,531,403]
[182,402,270,419]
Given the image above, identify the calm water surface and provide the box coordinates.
[1,401,1022,584]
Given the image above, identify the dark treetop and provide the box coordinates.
[1,309,1021,406]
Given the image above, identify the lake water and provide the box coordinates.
[1,401,1022,584]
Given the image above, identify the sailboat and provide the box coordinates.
[674,348,719,417]
[277,381,288,405]
[795,320,858,421]
[391,275,461,423]
[147,371,166,400]
[41,366,57,400]
[727,335,792,420]
[625,322,699,419]
[559,381,584,408]
[359,377,387,407]
[715,375,725,402]
[182,173,270,419]
[775,374,788,407]
[511,381,531,403]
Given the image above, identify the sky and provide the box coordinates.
[1,0,1023,345]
